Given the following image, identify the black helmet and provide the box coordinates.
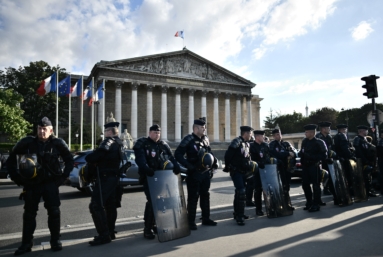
[320,169,329,186]
[18,155,38,179]
[198,149,214,170]
[161,160,174,170]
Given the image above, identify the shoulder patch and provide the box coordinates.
[133,137,147,150]
[179,134,194,148]
[229,137,242,149]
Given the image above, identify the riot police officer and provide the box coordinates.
[353,125,378,197]
[133,124,181,239]
[249,130,270,216]
[316,122,337,205]
[377,130,383,194]
[175,119,218,230]
[86,122,124,246]
[333,124,355,194]
[269,129,296,210]
[298,124,327,212]
[6,117,73,255]
[224,126,254,225]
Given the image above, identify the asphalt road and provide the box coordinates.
[0,170,311,250]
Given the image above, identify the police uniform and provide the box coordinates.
[86,122,124,246]
[333,124,355,194]
[224,126,255,225]
[133,124,181,239]
[298,124,328,212]
[249,130,270,216]
[269,129,296,210]
[6,117,73,255]
[377,130,383,193]
[315,121,337,204]
[353,125,377,197]
[174,119,218,230]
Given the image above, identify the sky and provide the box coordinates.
[0,0,382,127]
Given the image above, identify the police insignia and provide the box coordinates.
[260,153,263,158]
[276,147,279,152]
[194,145,198,151]
[151,150,156,157]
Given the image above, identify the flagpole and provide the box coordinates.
[80,75,84,151]
[56,70,59,137]
[68,73,71,151]
[91,77,95,149]
[102,79,105,130]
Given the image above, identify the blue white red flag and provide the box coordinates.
[89,83,104,106]
[174,30,184,39]
[36,72,57,96]
[82,80,93,100]
[71,78,82,97]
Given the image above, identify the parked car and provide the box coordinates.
[291,157,302,177]
[68,149,141,194]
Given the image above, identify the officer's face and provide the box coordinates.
[255,134,264,143]
[274,133,281,141]
[358,129,368,137]
[194,125,206,137]
[37,125,53,141]
[322,127,331,135]
[104,128,113,138]
[242,131,251,141]
[149,131,161,142]
[339,128,347,134]
[305,130,315,139]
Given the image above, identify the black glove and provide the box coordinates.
[19,190,26,200]
[212,157,218,169]
[187,164,196,173]
[173,164,181,175]
[145,166,155,177]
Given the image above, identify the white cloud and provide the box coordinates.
[350,21,374,41]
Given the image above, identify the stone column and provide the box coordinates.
[213,91,219,142]
[247,95,252,127]
[236,94,242,136]
[161,86,168,141]
[188,89,195,132]
[146,84,153,132]
[175,87,182,142]
[225,93,231,142]
[115,81,122,126]
[131,82,138,139]
[201,90,207,119]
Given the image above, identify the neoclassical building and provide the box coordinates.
[77,48,263,142]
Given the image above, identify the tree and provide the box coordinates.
[264,109,277,129]
[307,107,339,127]
[274,111,307,134]
[0,61,69,135]
[0,88,32,141]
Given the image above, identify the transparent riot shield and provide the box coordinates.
[349,159,368,203]
[147,169,190,242]
[327,160,353,206]
[259,164,293,218]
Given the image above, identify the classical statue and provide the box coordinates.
[106,112,116,123]
[120,129,133,149]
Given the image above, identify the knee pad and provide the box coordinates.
[89,201,102,213]
[47,207,60,218]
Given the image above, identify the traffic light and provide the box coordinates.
[361,75,379,99]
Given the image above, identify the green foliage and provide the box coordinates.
[263,109,277,131]
[307,107,339,126]
[274,111,308,134]
[0,88,32,141]
[0,61,69,135]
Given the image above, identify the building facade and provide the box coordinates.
[76,49,262,142]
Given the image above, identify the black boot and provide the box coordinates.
[143,202,155,239]
[15,212,36,256]
[89,209,111,246]
[200,192,215,226]
[47,207,62,251]
[187,193,199,230]
[106,208,118,240]
[284,191,295,210]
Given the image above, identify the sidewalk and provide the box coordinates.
[1,197,382,257]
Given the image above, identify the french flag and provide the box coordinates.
[71,78,82,97]
[36,72,57,96]
[174,30,184,39]
[89,85,104,106]
[82,80,93,101]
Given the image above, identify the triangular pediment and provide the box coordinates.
[97,49,254,86]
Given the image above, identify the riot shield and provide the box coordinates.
[259,164,293,218]
[147,169,190,242]
[327,160,353,207]
[349,159,368,203]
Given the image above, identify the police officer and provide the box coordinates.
[175,119,218,230]
[224,126,254,225]
[298,124,327,212]
[133,124,181,239]
[269,129,296,210]
[6,117,73,255]
[86,122,124,246]
[377,130,383,194]
[245,135,256,206]
[316,121,338,205]
[249,130,270,216]
[353,125,378,197]
[333,124,355,194]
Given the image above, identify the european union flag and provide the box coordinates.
[58,76,71,96]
